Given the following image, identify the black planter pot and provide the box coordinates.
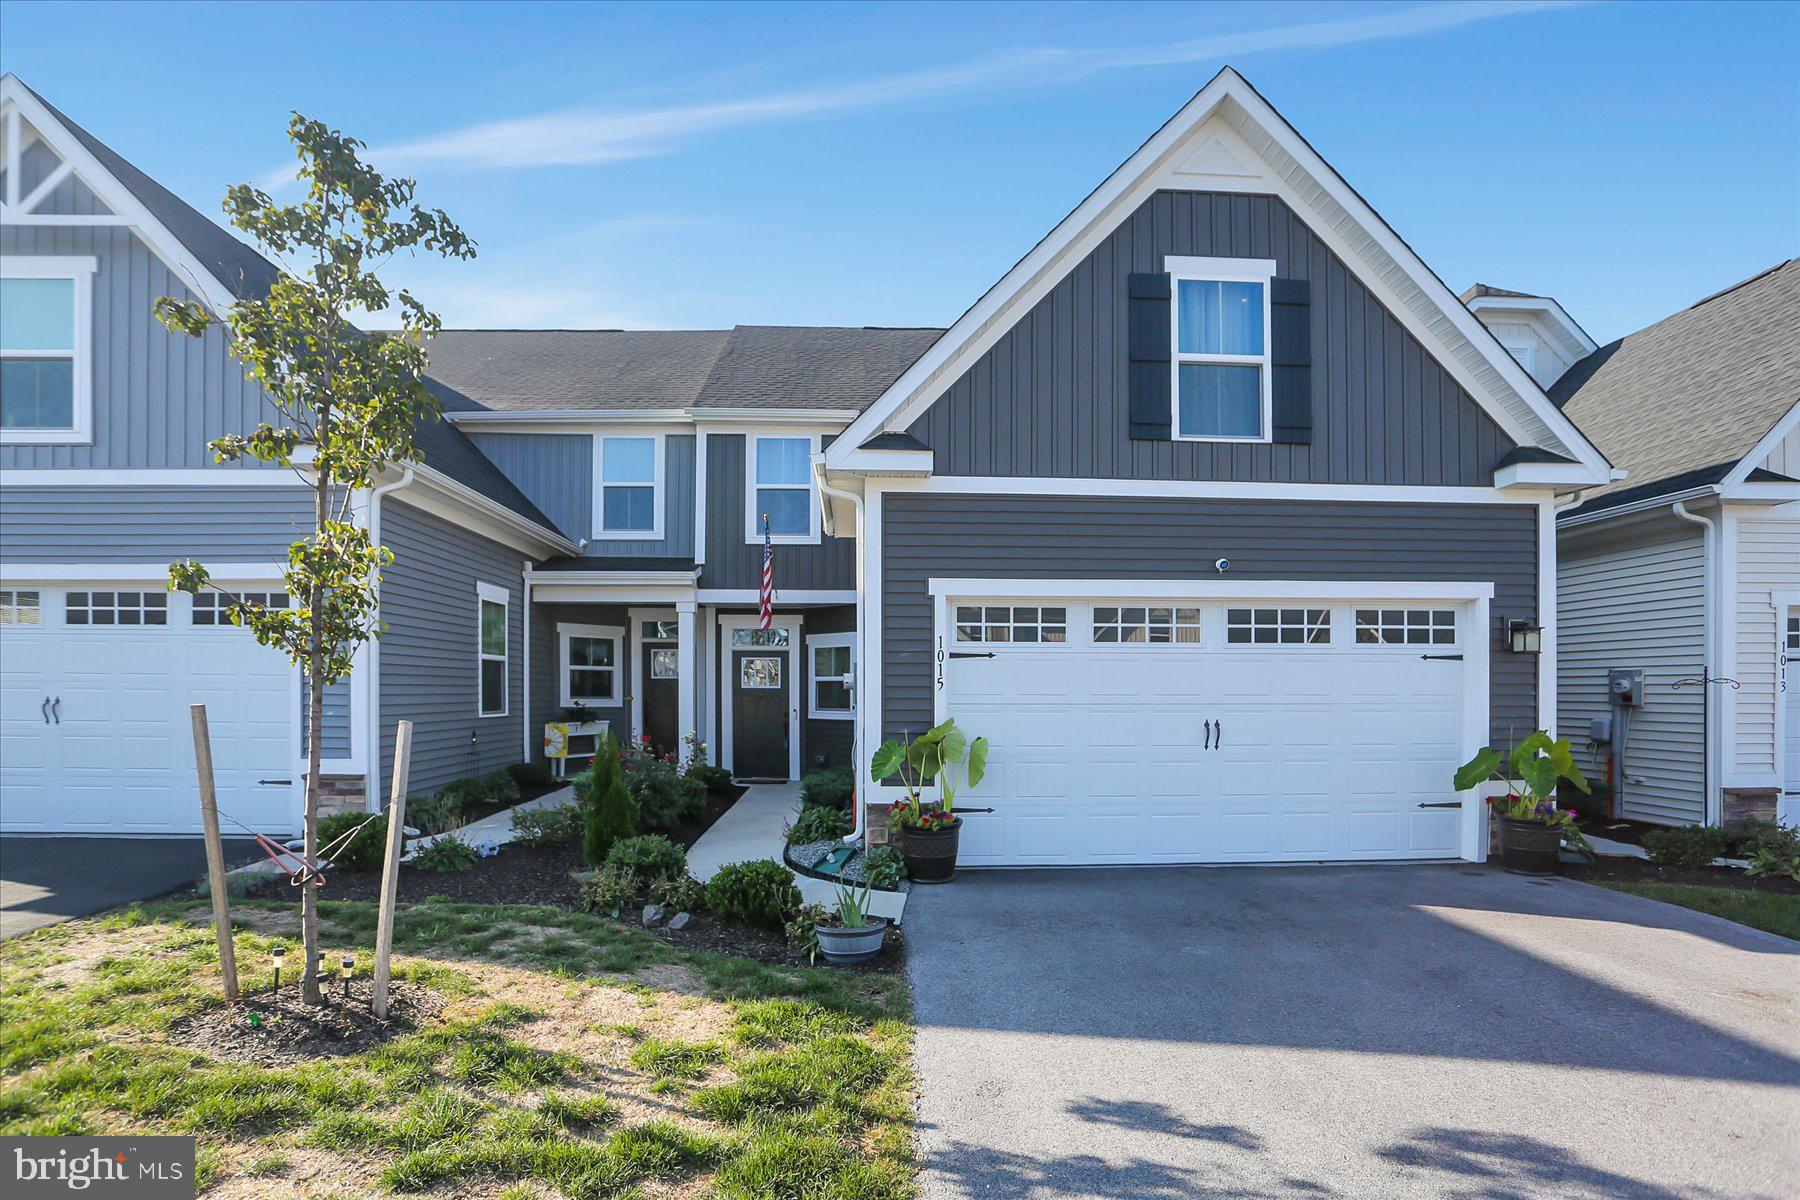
[899,819,963,884]
[1499,815,1562,876]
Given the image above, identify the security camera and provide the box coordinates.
[1214,558,1230,573]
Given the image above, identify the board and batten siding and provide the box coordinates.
[1733,514,1800,782]
[701,434,854,591]
[378,498,529,798]
[803,604,857,773]
[881,494,1538,748]
[527,601,633,764]
[1557,521,1705,826]
[904,190,1516,484]
[464,433,697,558]
[0,224,283,472]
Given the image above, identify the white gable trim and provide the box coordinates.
[1464,294,1597,363]
[0,75,241,313]
[1723,399,1800,491]
[826,67,1611,484]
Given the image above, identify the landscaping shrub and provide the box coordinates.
[604,835,688,889]
[622,745,707,832]
[405,791,463,836]
[506,760,554,790]
[648,873,708,914]
[509,804,583,848]
[862,845,904,890]
[1643,825,1727,868]
[317,811,389,872]
[686,763,735,795]
[1723,818,1800,860]
[705,860,802,931]
[582,864,640,916]
[785,903,828,964]
[582,734,639,866]
[799,769,854,811]
[787,805,853,845]
[413,834,479,873]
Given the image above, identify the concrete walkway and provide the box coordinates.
[687,783,906,921]
[907,864,1798,1199]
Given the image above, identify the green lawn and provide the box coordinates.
[0,896,914,1198]
[1597,882,1800,941]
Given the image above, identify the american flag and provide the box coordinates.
[758,515,774,630]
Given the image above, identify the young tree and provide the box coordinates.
[157,116,473,1003]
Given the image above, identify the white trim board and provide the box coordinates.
[880,476,1552,505]
[825,68,1610,483]
[0,469,311,487]
[717,611,803,781]
[0,562,286,583]
[926,578,1496,602]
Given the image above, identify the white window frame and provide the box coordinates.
[1165,255,1275,445]
[807,631,856,720]
[0,255,96,445]
[593,431,664,540]
[744,431,822,545]
[559,621,623,708]
[476,581,509,717]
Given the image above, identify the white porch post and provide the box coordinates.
[677,600,697,763]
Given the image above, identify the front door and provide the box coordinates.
[641,643,679,757]
[732,650,789,779]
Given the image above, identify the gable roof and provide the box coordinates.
[426,325,941,414]
[1459,283,1545,302]
[824,66,1611,485]
[1553,258,1800,507]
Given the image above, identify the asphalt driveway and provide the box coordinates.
[906,865,1799,1200]
[0,836,260,939]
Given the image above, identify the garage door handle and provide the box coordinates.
[1417,801,1462,809]
[41,697,51,724]
[1203,719,1213,749]
[50,697,60,724]
[1214,720,1222,749]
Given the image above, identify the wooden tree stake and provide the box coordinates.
[371,720,413,1020]
[191,704,239,1002]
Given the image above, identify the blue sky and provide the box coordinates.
[3,0,1795,343]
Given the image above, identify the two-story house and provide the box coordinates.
[1,69,1617,868]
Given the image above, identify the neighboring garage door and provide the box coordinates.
[937,592,1483,866]
[0,586,298,835]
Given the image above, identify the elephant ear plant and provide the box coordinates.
[871,718,988,830]
[1454,731,1592,856]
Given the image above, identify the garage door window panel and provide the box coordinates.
[1094,606,1202,645]
[955,605,1067,644]
[193,591,290,627]
[65,591,166,627]
[1225,607,1329,645]
[0,589,41,625]
[1355,609,1457,646]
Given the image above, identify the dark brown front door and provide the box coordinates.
[641,643,679,756]
[732,650,788,779]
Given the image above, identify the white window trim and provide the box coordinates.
[1164,254,1276,445]
[744,431,822,546]
[559,621,623,709]
[476,581,509,717]
[807,631,856,720]
[0,255,96,445]
[593,431,665,541]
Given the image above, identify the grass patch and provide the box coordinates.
[1597,882,1800,940]
[628,1037,725,1081]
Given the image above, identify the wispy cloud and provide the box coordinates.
[360,2,1577,173]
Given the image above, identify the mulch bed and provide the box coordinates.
[646,910,906,974]
[168,979,445,1066]
[1565,857,1800,895]
[321,840,589,908]
[457,778,574,827]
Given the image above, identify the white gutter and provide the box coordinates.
[408,461,579,557]
[364,466,415,811]
[1559,484,1721,530]
[815,466,869,847]
[1670,500,1721,826]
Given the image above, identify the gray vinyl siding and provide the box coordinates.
[0,224,283,471]
[377,498,530,799]
[803,603,857,773]
[1558,520,1705,826]
[701,434,854,590]
[882,494,1538,748]
[302,679,353,760]
[905,190,1516,483]
[0,485,313,561]
[527,601,633,764]
[463,432,697,559]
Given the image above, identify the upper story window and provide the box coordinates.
[597,435,660,539]
[477,582,509,716]
[1168,256,1274,443]
[0,257,95,445]
[748,434,818,543]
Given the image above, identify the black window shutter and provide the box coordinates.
[1127,272,1172,441]
[1270,277,1312,444]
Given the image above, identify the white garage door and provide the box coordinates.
[0,587,298,835]
[940,595,1481,866]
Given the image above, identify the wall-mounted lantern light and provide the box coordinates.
[1504,617,1543,655]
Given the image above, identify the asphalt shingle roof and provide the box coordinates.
[1553,258,1799,508]
[1459,283,1546,302]
[691,326,943,411]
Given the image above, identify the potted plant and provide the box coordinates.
[1453,731,1592,875]
[814,883,889,963]
[871,718,987,884]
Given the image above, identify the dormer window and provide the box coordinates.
[0,256,95,444]
[1167,256,1274,443]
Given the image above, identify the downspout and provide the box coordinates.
[522,566,532,765]
[1671,499,1720,826]
[816,465,868,846]
[365,466,415,812]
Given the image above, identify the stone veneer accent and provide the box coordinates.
[1723,787,1780,826]
[312,774,367,819]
